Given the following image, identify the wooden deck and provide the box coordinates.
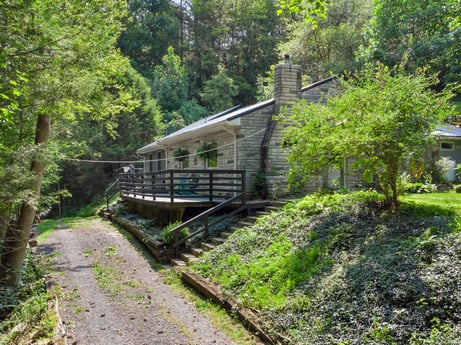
[116,169,246,208]
[121,192,225,208]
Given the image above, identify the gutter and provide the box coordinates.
[222,124,237,170]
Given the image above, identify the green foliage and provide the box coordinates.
[404,182,437,194]
[152,46,207,131]
[196,142,218,168]
[256,65,275,101]
[277,0,329,26]
[252,169,268,199]
[0,251,55,344]
[173,148,190,169]
[200,66,239,113]
[188,0,284,105]
[177,100,208,125]
[281,62,454,210]
[200,236,326,309]
[1,0,140,282]
[117,0,180,79]
[409,317,461,345]
[362,318,397,344]
[279,0,373,80]
[152,47,189,114]
[192,191,461,343]
[360,0,461,92]
[160,221,190,245]
[55,63,162,212]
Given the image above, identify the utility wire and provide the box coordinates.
[64,127,267,164]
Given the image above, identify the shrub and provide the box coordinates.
[252,169,267,199]
[160,220,190,245]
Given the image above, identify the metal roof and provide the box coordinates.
[137,99,274,154]
[433,124,461,138]
[137,75,338,155]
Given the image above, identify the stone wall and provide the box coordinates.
[238,106,274,197]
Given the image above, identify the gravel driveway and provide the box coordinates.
[39,218,236,345]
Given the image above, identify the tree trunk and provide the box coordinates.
[0,114,51,286]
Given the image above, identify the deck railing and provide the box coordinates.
[117,169,246,204]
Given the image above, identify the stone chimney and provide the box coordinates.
[274,55,302,115]
[261,57,302,198]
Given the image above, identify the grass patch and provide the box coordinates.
[36,219,58,244]
[61,216,97,228]
[92,263,125,296]
[401,189,461,215]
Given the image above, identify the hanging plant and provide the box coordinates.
[196,142,218,168]
[173,148,190,169]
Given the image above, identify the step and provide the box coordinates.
[190,247,205,257]
[265,206,280,212]
[181,253,199,264]
[170,258,187,267]
[271,201,288,207]
[211,237,226,245]
[255,211,271,217]
[201,242,217,251]
[220,231,233,239]
[246,216,258,223]
[229,226,240,232]
[237,221,254,228]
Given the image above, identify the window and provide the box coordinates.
[148,153,154,172]
[157,151,165,171]
[440,141,454,151]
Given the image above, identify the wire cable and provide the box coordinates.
[63,127,267,164]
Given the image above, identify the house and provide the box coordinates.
[432,124,461,181]
[136,60,348,199]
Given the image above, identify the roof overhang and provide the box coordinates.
[137,99,273,155]
[137,119,241,155]
[433,125,461,140]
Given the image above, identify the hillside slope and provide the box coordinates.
[191,191,461,344]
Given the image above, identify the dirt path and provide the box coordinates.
[39,218,235,345]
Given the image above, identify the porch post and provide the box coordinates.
[209,172,213,202]
[241,170,246,204]
[170,171,174,203]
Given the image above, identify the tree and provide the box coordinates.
[360,0,461,92]
[117,0,181,78]
[277,0,329,25]
[57,65,162,213]
[152,47,189,114]
[152,46,207,130]
[200,66,239,113]
[279,0,373,80]
[188,0,285,105]
[281,63,454,210]
[0,0,132,285]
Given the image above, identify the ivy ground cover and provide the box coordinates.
[191,191,461,344]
